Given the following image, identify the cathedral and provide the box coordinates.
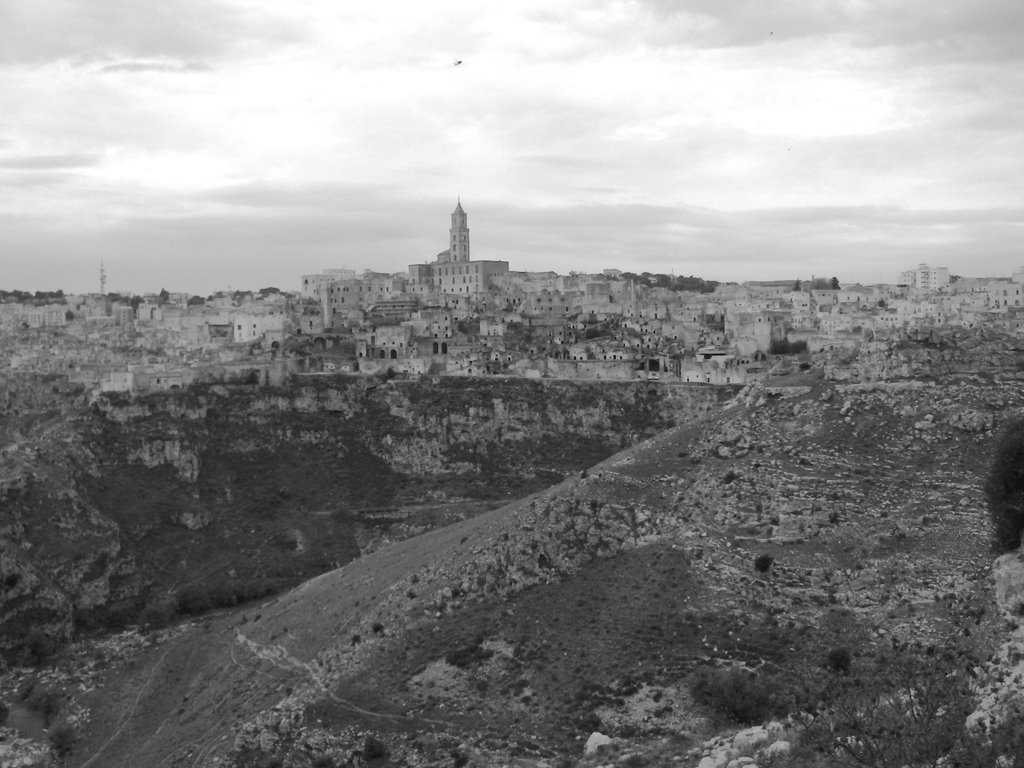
[407,201,508,296]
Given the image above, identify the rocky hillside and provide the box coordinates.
[0,376,726,663]
[0,328,1015,767]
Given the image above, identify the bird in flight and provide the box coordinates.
[454,59,463,66]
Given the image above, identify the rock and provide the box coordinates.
[177,508,212,530]
[731,725,771,751]
[584,732,612,755]
[759,740,791,759]
[993,552,1024,621]
[948,409,993,432]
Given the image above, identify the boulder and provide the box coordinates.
[731,725,771,751]
[993,552,1024,621]
[584,731,612,755]
[759,740,791,759]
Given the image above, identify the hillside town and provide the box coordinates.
[2,202,1023,396]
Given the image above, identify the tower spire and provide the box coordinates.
[450,199,469,261]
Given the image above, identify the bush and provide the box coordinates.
[26,630,57,665]
[25,685,62,726]
[754,553,774,573]
[799,637,981,768]
[175,580,280,616]
[825,646,852,674]
[689,667,777,725]
[770,338,808,355]
[138,599,176,629]
[985,416,1024,552]
[362,735,388,760]
[49,720,77,757]
[445,636,493,668]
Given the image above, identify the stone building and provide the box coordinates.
[407,201,509,297]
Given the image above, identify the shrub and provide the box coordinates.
[770,338,808,355]
[138,599,176,629]
[445,636,493,668]
[800,637,979,768]
[362,735,388,760]
[176,585,216,614]
[689,667,776,725]
[985,416,1024,552]
[26,630,57,665]
[754,553,774,573]
[825,646,853,674]
[26,685,62,726]
[949,702,1024,767]
[49,720,77,757]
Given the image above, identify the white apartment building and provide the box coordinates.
[898,263,950,292]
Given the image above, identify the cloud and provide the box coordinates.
[0,0,307,66]
[634,0,1024,60]
[0,153,100,169]
[98,59,213,74]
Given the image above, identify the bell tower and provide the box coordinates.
[449,198,470,262]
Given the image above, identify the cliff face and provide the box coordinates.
[0,375,728,662]
[822,327,1024,382]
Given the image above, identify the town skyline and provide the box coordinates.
[3,1,1023,293]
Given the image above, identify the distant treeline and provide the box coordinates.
[0,289,67,304]
[617,272,721,293]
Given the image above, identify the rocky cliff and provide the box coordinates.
[0,375,728,663]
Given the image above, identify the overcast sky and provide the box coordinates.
[2,0,1022,295]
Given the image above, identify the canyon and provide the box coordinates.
[0,375,727,662]
[2,327,1024,767]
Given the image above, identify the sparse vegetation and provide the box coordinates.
[362,735,388,760]
[175,579,282,615]
[689,666,778,725]
[824,646,852,674]
[49,720,78,758]
[769,338,809,355]
[985,415,1024,552]
[138,598,177,629]
[25,684,62,726]
[797,637,982,768]
[445,635,494,668]
[26,629,57,665]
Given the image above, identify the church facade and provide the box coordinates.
[408,201,509,296]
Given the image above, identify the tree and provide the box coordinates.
[986,416,1024,552]
[830,276,841,290]
[794,279,802,291]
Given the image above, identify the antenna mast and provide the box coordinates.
[100,259,107,295]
